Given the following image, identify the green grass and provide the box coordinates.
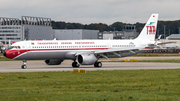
[0,57,15,61]
[0,70,180,101]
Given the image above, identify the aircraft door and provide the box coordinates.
[137,41,144,48]
[106,43,111,49]
[25,42,31,51]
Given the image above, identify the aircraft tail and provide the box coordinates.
[135,14,159,41]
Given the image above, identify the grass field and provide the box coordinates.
[0,58,15,61]
[0,70,180,101]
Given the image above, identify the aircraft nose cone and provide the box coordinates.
[3,52,6,57]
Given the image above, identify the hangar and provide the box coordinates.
[54,29,99,40]
[0,16,53,44]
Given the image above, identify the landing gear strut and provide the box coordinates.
[72,61,80,68]
[94,62,102,68]
[21,60,27,69]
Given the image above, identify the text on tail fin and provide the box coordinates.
[136,14,159,41]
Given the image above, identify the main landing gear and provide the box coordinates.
[21,60,27,69]
[71,61,102,68]
[72,61,80,68]
[94,62,102,68]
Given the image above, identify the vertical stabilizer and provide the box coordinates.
[136,14,159,41]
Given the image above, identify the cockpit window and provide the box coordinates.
[8,46,15,49]
[8,46,21,50]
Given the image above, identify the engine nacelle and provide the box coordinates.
[44,59,63,65]
[77,54,97,65]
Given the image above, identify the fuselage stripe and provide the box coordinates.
[5,48,109,59]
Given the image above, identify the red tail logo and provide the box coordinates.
[146,26,156,35]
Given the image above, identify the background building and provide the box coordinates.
[123,25,139,39]
[0,41,3,53]
[0,18,21,44]
[159,33,180,49]
[54,29,99,40]
[102,32,114,40]
[22,16,53,40]
[100,31,124,40]
[100,25,139,40]
[166,34,180,40]
[0,16,53,44]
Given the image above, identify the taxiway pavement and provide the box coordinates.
[0,57,180,73]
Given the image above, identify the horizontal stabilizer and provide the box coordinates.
[157,42,176,45]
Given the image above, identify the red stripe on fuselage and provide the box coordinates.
[144,47,154,49]
[5,48,108,59]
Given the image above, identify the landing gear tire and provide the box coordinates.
[94,62,102,68]
[21,65,27,69]
[22,60,27,69]
[72,62,80,68]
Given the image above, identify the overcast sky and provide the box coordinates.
[0,0,180,25]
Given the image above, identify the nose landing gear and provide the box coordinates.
[21,60,27,69]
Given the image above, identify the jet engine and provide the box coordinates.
[44,59,63,65]
[77,54,97,65]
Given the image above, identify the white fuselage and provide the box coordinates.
[5,39,153,60]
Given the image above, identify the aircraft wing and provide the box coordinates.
[74,48,140,60]
[94,47,139,54]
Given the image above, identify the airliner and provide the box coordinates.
[3,14,159,69]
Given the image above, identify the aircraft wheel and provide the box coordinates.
[94,62,97,67]
[72,62,80,68]
[21,65,27,69]
[94,62,102,68]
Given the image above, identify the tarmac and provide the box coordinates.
[0,57,180,73]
